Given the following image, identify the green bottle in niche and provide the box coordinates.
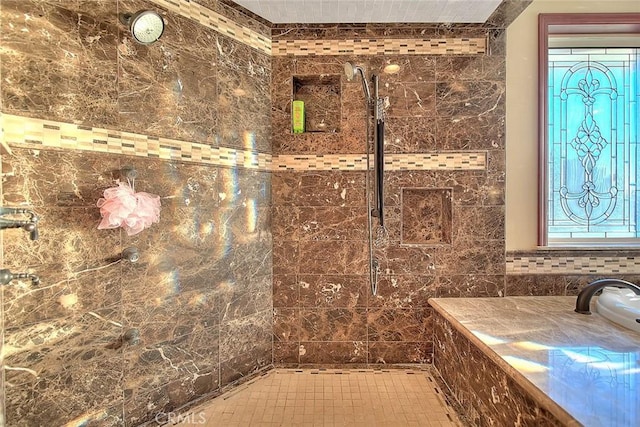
[292,100,305,133]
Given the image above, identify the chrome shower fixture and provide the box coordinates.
[0,207,39,240]
[119,10,165,45]
[0,269,40,286]
[344,62,372,102]
[121,247,140,263]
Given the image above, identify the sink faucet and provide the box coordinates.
[575,278,640,314]
[0,207,39,240]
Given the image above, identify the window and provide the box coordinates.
[539,14,640,247]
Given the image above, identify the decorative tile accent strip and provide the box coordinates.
[272,37,487,56]
[506,254,640,275]
[148,0,272,54]
[273,154,367,171]
[273,153,486,171]
[385,153,486,171]
[1,115,486,173]
[0,114,272,171]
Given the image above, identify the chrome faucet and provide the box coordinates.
[0,269,40,286]
[575,278,640,314]
[0,207,39,240]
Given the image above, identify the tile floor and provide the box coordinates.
[175,369,462,426]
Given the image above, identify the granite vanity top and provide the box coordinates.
[429,296,640,427]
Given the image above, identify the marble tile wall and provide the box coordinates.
[0,0,271,425]
[271,25,507,366]
[432,310,563,426]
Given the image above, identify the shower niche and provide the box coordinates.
[292,75,341,133]
[401,188,452,245]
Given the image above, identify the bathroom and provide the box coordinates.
[0,0,638,425]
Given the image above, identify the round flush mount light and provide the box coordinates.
[383,63,401,74]
[119,10,165,45]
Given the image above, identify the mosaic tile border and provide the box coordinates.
[1,115,486,173]
[148,0,272,54]
[0,114,271,171]
[273,153,486,171]
[506,254,640,275]
[272,37,487,56]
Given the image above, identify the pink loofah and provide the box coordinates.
[97,182,161,236]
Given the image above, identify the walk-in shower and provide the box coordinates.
[344,62,387,296]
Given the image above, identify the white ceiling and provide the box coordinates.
[232,0,504,24]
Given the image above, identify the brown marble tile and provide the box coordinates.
[117,2,220,145]
[436,240,505,276]
[217,60,271,152]
[272,171,366,207]
[368,341,432,364]
[453,206,505,242]
[2,148,121,208]
[273,341,299,365]
[124,325,219,393]
[272,206,367,241]
[298,341,366,365]
[219,274,271,321]
[297,240,368,275]
[384,116,436,153]
[219,309,272,386]
[485,0,533,28]
[122,289,218,347]
[367,308,431,342]
[369,275,436,309]
[436,56,505,81]
[272,240,298,275]
[370,56,437,84]
[435,114,504,150]
[4,306,122,386]
[0,0,119,127]
[433,310,563,427]
[435,80,505,117]
[300,308,367,341]
[5,371,123,427]
[2,206,121,270]
[3,260,121,327]
[436,275,505,298]
[124,371,218,427]
[210,0,272,37]
[120,158,221,209]
[273,274,299,308]
[273,307,300,342]
[375,246,434,276]
[380,82,436,118]
[298,274,367,308]
[505,275,567,296]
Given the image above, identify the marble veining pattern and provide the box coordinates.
[148,0,272,54]
[430,296,640,427]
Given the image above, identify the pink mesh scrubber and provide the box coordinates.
[97,181,161,236]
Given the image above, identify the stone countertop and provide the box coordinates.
[428,296,640,427]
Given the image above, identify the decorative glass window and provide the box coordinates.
[539,14,640,247]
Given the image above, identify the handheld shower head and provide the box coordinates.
[343,62,371,102]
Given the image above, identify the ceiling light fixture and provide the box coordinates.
[383,64,401,74]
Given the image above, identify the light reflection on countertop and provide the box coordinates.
[429,296,640,427]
